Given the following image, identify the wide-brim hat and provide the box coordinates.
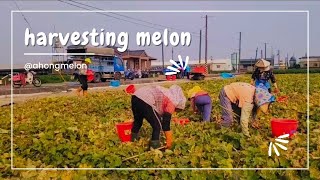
[255,59,270,71]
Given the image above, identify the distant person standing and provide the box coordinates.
[76,58,91,97]
[185,65,191,79]
[251,59,279,93]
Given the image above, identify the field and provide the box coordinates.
[1,74,319,179]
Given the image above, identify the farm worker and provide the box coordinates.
[76,58,91,96]
[219,82,275,137]
[130,85,186,149]
[188,86,212,122]
[185,65,191,79]
[251,59,279,93]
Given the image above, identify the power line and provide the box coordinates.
[13,1,32,30]
[69,0,199,35]
[61,0,201,37]
[58,0,161,30]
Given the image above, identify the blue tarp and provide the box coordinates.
[220,73,235,79]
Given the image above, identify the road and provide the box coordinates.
[0,78,189,106]
[0,74,227,106]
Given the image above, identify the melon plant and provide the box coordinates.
[0,74,319,179]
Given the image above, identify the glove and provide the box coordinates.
[164,131,173,149]
[274,88,280,94]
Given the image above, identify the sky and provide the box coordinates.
[0,1,319,68]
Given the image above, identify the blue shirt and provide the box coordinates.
[185,66,191,72]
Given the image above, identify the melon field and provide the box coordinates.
[1,74,319,179]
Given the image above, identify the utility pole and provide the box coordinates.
[199,29,202,64]
[235,53,238,72]
[264,42,267,60]
[261,49,263,59]
[255,47,258,62]
[205,15,208,73]
[171,47,174,60]
[286,53,290,69]
[238,32,242,73]
[162,43,164,72]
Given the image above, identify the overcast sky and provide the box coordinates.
[1,1,319,67]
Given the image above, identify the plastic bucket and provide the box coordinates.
[125,84,136,94]
[173,118,190,125]
[116,121,133,142]
[271,118,298,138]
[110,80,120,87]
[171,75,176,80]
[166,75,172,81]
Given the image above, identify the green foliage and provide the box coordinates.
[246,68,320,74]
[39,74,73,84]
[0,74,318,179]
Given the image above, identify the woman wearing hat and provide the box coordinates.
[130,85,186,149]
[219,82,275,137]
[76,58,92,96]
[188,86,212,122]
[251,59,279,93]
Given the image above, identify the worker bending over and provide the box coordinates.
[76,58,91,96]
[188,86,212,122]
[131,85,186,149]
[219,82,275,137]
[251,59,279,93]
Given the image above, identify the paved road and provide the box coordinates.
[0,74,228,106]
[0,74,224,96]
[0,78,168,96]
[0,78,191,106]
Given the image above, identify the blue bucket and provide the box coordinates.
[220,73,235,79]
[110,80,120,87]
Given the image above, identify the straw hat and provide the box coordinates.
[255,59,270,71]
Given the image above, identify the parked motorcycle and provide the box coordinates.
[12,71,41,88]
[124,70,135,80]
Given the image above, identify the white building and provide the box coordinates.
[209,59,232,71]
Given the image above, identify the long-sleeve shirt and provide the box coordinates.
[133,86,175,116]
[251,69,276,83]
[223,82,255,108]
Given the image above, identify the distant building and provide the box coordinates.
[108,47,157,71]
[289,56,297,68]
[299,56,320,68]
[209,59,232,71]
[239,58,274,72]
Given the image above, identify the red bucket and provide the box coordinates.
[173,118,190,125]
[125,84,135,94]
[271,118,298,138]
[116,121,133,142]
[166,75,172,81]
[171,75,176,80]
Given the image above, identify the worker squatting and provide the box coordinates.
[24,28,192,52]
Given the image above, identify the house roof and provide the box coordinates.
[299,56,320,59]
[106,46,157,60]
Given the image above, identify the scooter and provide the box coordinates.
[12,71,41,88]
[124,70,135,80]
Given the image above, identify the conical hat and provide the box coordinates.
[255,59,270,68]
